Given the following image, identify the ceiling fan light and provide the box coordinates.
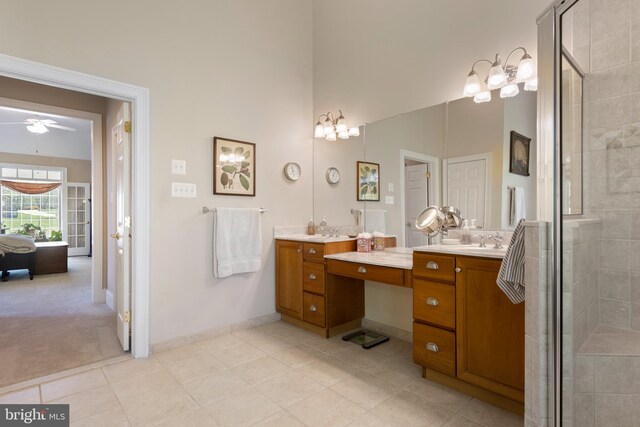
[487,59,507,90]
[348,127,360,137]
[463,70,482,97]
[473,91,492,103]
[26,122,49,134]
[516,53,536,82]
[500,83,520,98]
[524,77,538,91]
[314,122,325,138]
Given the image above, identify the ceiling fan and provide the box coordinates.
[0,118,77,134]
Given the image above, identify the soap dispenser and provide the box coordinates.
[307,219,316,235]
[461,219,471,245]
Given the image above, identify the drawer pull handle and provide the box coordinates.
[309,273,317,280]
[455,267,461,273]
[426,261,439,270]
[426,297,439,306]
[309,304,317,312]
[358,266,368,274]
[309,248,317,254]
[426,342,439,353]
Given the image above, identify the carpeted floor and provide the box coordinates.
[0,257,125,388]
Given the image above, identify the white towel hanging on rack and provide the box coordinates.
[212,207,262,278]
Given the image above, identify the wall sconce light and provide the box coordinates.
[314,110,360,140]
[463,47,537,103]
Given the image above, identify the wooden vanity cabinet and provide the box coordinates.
[412,251,524,414]
[276,239,361,337]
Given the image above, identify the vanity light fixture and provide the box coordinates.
[314,110,360,141]
[463,47,537,103]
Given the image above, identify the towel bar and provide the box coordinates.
[202,207,267,214]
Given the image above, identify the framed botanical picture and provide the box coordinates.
[213,137,256,196]
[509,131,531,177]
[357,161,380,201]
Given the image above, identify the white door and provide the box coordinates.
[446,158,487,227]
[67,182,90,256]
[405,163,430,247]
[111,103,132,352]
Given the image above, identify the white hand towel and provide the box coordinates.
[213,207,262,278]
[496,218,526,304]
[510,187,526,226]
[365,209,386,234]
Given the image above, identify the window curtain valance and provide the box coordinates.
[0,180,62,195]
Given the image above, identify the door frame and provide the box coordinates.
[66,182,91,257]
[399,149,440,247]
[0,53,151,358]
[443,152,492,229]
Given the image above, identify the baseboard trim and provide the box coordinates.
[151,312,280,354]
[362,318,412,342]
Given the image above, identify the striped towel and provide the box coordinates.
[496,219,526,304]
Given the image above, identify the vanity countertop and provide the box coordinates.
[324,247,413,270]
[413,244,507,259]
[275,234,356,243]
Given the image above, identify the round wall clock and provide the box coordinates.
[326,167,340,184]
[283,162,301,181]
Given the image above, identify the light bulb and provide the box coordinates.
[348,127,360,137]
[463,70,482,97]
[516,53,536,82]
[487,56,507,90]
[338,131,349,140]
[524,77,538,91]
[473,91,491,103]
[325,132,337,141]
[336,113,348,133]
[314,122,325,138]
[500,83,520,98]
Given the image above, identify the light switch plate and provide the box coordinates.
[172,159,186,175]
[172,182,196,198]
[385,196,394,205]
[388,183,394,192]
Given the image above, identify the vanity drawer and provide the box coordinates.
[303,292,326,327]
[326,259,406,287]
[303,262,325,295]
[413,322,456,377]
[303,243,325,263]
[413,253,456,283]
[413,279,455,330]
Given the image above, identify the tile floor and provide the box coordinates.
[0,321,524,426]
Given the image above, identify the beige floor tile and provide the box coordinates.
[232,326,279,342]
[404,378,473,412]
[102,357,164,384]
[362,357,422,388]
[231,355,291,385]
[457,398,523,427]
[253,410,306,427]
[203,387,281,426]
[41,369,108,402]
[151,407,219,427]
[0,386,40,404]
[255,370,324,408]
[330,347,390,370]
[119,387,199,427]
[371,390,455,427]
[182,371,250,407]
[370,338,413,358]
[345,412,394,427]
[330,371,401,410]
[296,355,360,387]
[212,343,267,368]
[304,335,352,354]
[156,346,227,384]
[51,385,120,422]
[443,415,483,427]
[242,333,299,354]
[70,407,130,427]
[110,370,181,400]
[287,389,367,427]
[198,334,245,354]
[271,344,325,368]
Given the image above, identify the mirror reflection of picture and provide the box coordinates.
[357,161,380,201]
[509,131,531,177]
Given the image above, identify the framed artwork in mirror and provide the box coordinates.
[213,137,256,196]
[509,131,531,177]
[357,161,380,201]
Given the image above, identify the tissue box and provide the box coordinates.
[374,236,385,251]
[357,237,372,252]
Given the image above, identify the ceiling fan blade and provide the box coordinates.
[0,122,29,125]
[46,124,76,132]
[40,119,57,125]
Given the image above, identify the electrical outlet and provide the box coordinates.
[385,196,394,205]
[171,182,197,198]
[172,159,186,175]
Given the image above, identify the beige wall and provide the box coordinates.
[0,152,90,182]
[0,0,314,345]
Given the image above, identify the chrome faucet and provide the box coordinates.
[478,235,487,248]
[488,232,504,249]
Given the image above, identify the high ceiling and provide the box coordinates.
[0,106,92,161]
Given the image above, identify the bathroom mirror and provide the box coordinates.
[313,93,537,246]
